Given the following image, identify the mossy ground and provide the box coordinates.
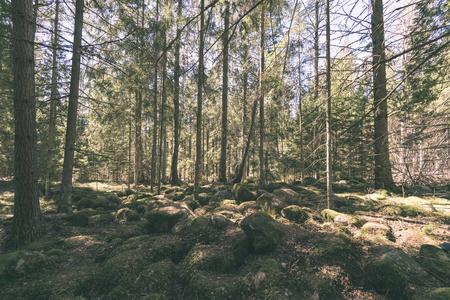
[0,179,449,299]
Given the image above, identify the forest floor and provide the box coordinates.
[0,178,449,299]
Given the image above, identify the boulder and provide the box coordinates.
[418,244,450,285]
[360,222,395,241]
[240,212,283,254]
[232,183,256,204]
[66,213,89,227]
[272,188,300,205]
[430,287,450,300]
[146,206,188,233]
[213,189,233,202]
[370,246,429,285]
[365,261,411,300]
[281,205,308,223]
[256,192,286,214]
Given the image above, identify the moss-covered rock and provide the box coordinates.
[246,258,285,299]
[272,188,300,205]
[281,205,308,223]
[418,244,450,285]
[360,222,395,241]
[173,216,211,242]
[370,246,429,284]
[146,206,188,233]
[232,231,251,264]
[182,244,236,275]
[240,211,283,254]
[430,287,450,300]
[238,201,259,215]
[186,272,246,299]
[379,205,404,216]
[0,251,51,287]
[77,198,95,210]
[256,192,285,215]
[321,209,365,228]
[133,259,178,298]
[321,209,340,221]
[197,192,211,205]
[66,212,89,227]
[232,183,256,204]
[115,207,139,222]
[365,262,411,299]
[210,213,232,229]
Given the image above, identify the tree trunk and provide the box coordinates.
[9,0,43,247]
[259,6,265,188]
[151,0,160,192]
[158,17,167,194]
[314,0,319,102]
[219,1,230,183]
[371,0,397,191]
[134,89,143,184]
[194,0,205,198]
[60,0,84,213]
[325,0,333,208]
[298,34,304,183]
[44,0,60,199]
[170,0,182,186]
[242,42,249,182]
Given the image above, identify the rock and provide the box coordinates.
[321,209,365,228]
[232,231,251,264]
[115,208,139,223]
[213,189,233,202]
[182,244,236,274]
[281,205,308,223]
[418,244,450,285]
[333,196,351,208]
[272,188,300,205]
[370,193,386,200]
[146,206,188,233]
[210,214,231,229]
[232,183,256,204]
[197,192,210,205]
[66,213,89,227]
[240,212,283,254]
[360,222,395,241]
[133,259,177,297]
[238,201,259,215]
[365,261,411,300]
[430,287,450,300]
[186,272,245,299]
[256,192,286,214]
[245,258,285,299]
[370,246,429,285]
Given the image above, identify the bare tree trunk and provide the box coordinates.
[60,0,84,212]
[194,0,205,198]
[242,42,249,182]
[314,0,319,103]
[371,0,397,191]
[134,89,143,184]
[219,1,230,183]
[128,107,132,189]
[259,6,265,188]
[151,0,160,192]
[325,0,333,208]
[298,34,304,183]
[170,0,182,186]
[158,16,167,194]
[9,0,43,247]
[44,0,60,199]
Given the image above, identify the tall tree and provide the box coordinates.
[371,0,397,191]
[170,0,182,186]
[259,5,265,188]
[219,1,230,182]
[194,0,205,198]
[44,0,60,199]
[9,0,43,246]
[151,0,160,192]
[59,0,84,212]
[325,0,333,207]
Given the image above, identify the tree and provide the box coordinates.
[371,0,397,191]
[170,0,182,186]
[325,0,333,207]
[259,5,265,188]
[194,0,205,198]
[218,1,230,183]
[60,0,85,212]
[44,0,60,198]
[9,0,43,247]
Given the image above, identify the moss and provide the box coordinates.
[430,287,450,300]
[418,244,450,285]
[182,244,236,277]
[132,259,178,297]
[115,207,139,222]
[246,258,284,299]
[0,251,51,287]
[321,209,340,221]
[365,262,411,300]
[91,212,115,225]
[240,212,283,254]
[379,205,404,216]
[0,251,25,286]
[360,222,395,241]
[66,212,89,227]
[186,272,246,300]
[399,205,428,217]
[146,207,186,233]
[25,237,62,252]
[197,192,211,205]
[232,183,256,204]
[281,205,308,223]
[77,198,95,209]
[422,224,438,235]
[232,231,251,265]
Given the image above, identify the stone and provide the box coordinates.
[240,212,283,254]
[146,206,188,233]
[210,214,231,229]
[418,244,450,285]
[430,287,450,300]
[360,222,395,241]
[281,205,308,223]
[365,261,411,300]
[256,192,286,214]
[66,213,89,227]
[232,183,256,204]
[272,188,300,205]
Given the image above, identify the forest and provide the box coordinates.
[0,0,449,299]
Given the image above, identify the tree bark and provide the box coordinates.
[371,0,397,191]
[170,0,182,186]
[9,0,43,247]
[314,0,319,102]
[151,0,160,192]
[259,6,265,188]
[298,34,304,183]
[60,0,84,212]
[158,14,167,194]
[194,0,205,198]
[219,1,230,183]
[44,0,60,199]
[134,89,143,184]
